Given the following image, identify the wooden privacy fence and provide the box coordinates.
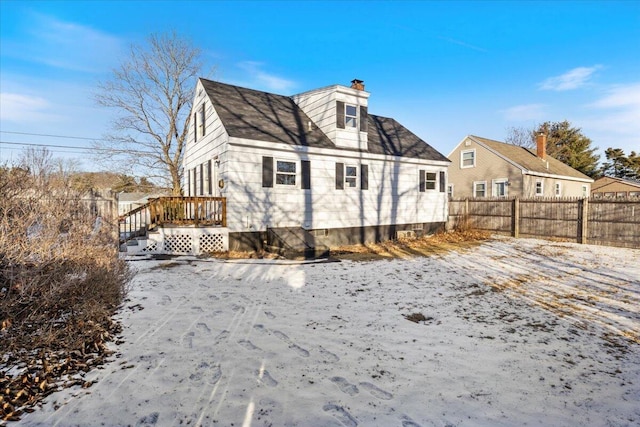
[448,197,640,249]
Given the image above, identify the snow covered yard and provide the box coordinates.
[18,237,640,427]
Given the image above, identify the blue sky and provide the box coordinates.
[1,0,639,172]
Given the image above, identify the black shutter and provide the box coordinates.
[336,101,345,129]
[419,170,426,192]
[262,156,273,188]
[201,104,206,135]
[208,160,212,194]
[301,160,311,190]
[199,163,204,195]
[359,106,368,132]
[439,171,446,193]
[361,164,368,190]
[336,162,344,190]
[193,112,197,142]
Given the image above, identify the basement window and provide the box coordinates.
[276,160,296,186]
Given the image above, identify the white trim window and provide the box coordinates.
[582,185,588,198]
[345,104,358,128]
[473,181,487,198]
[554,182,562,197]
[461,149,476,168]
[447,184,454,199]
[345,165,358,188]
[276,160,297,186]
[535,180,544,196]
[492,179,508,198]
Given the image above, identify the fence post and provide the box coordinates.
[578,198,589,244]
[513,197,520,238]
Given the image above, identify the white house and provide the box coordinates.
[183,78,451,251]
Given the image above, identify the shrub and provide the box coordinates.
[0,164,131,420]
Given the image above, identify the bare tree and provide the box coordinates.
[504,126,536,148]
[96,32,204,195]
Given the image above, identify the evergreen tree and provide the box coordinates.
[536,121,600,178]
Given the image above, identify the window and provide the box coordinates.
[629,191,640,198]
[345,165,358,187]
[345,105,357,128]
[426,172,436,190]
[536,180,543,196]
[582,185,588,198]
[493,179,508,198]
[604,192,615,198]
[616,191,627,198]
[473,181,486,198]
[447,184,454,199]
[461,149,475,168]
[555,182,562,197]
[276,160,296,185]
[419,170,436,192]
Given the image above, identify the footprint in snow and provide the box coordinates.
[264,311,276,319]
[253,324,268,334]
[330,377,359,396]
[273,330,290,342]
[289,343,310,358]
[323,404,358,427]
[137,412,159,426]
[359,382,393,400]
[256,369,278,387]
[214,330,229,344]
[232,304,246,314]
[238,339,260,351]
[159,295,172,306]
[318,346,340,363]
[196,323,211,333]
[401,417,422,427]
[181,331,194,349]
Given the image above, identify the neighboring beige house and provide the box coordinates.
[592,176,640,198]
[447,134,593,198]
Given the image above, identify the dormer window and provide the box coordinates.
[345,105,357,128]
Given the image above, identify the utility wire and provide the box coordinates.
[0,140,156,155]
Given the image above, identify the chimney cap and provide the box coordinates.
[350,79,365,91]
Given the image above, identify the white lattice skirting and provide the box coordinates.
[141,227,228,255]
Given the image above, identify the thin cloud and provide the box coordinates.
[501,104,546,121]
[584,83,640,137]
[437,36,488,53]
[539,66,601,91]
[0,93,61,123]
[7,13,122,73]
[236,61,297,93]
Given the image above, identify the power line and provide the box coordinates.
[0,140,156,155]
[0,130,104,142]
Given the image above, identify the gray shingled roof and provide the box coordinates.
[470,135,592,181]
[200,79,448,161]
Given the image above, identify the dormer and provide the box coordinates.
[292,79,370,150]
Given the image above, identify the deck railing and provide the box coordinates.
[119,196,226,244]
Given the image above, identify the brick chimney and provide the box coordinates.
[536,132,547,160]
[350,79,365,91]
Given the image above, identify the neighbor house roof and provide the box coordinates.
[592,176,640,191]
[468,135,593,181]
[200,78,449,162]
